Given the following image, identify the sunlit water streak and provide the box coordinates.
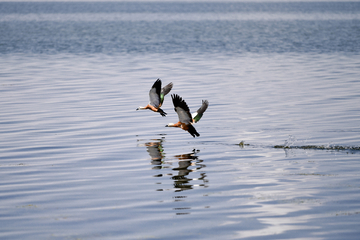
[2,12,360,22]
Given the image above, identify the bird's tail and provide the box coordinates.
[158,108,167,117]
[187,124,200,137]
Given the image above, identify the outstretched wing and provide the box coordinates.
[149,79,161,108]
[192,100,209,123]
[171,94,192,124]
[160,82,173,105]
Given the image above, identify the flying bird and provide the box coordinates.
[136,79,173,117]
[166,94,209,137]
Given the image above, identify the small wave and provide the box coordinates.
[273,145,360,151]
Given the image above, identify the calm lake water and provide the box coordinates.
[1,1,360,239]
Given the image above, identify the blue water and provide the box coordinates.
[1,1,360,54]
[1,1,360,239]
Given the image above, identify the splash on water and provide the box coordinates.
[237,135,360,153]
[274,144,360,151]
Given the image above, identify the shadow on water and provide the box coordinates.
[138,137,208,215]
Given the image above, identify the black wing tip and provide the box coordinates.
[155,79,163,87]
[171,94,190,111]
[158,108,167,117]
[171,94,181,103]
[151,79,162,97]
[152,79,162,88]
[188,124,200,138]
[190,133,200,138]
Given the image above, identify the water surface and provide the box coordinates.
[1,1,360,239]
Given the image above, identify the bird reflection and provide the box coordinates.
[144,138,165,168]
[139,138,208,215]
[171,150,207,192]
[139,138,208,192]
